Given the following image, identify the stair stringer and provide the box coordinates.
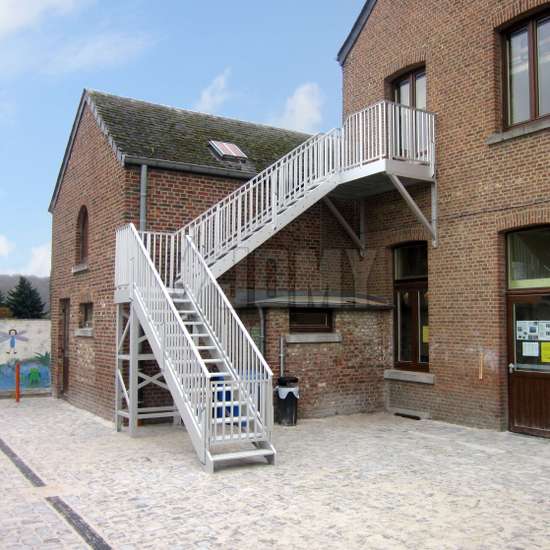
[208,173,341,278]
[130,288,208,465]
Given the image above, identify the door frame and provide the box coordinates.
[60,299,70,394]
[506,291,550,437]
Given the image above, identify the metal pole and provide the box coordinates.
[129,304,139,436]
[15,361,20,403]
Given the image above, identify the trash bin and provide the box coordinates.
[275,376,299,426]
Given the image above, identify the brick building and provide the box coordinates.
[50,0,549,468]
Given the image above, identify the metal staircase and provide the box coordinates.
[114,99,436,471]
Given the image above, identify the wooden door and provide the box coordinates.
[60,300,70,394]
[508,294,550,437]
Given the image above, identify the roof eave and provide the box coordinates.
[123,155,256,181]
[337,0,378,66]
[48,90,87,213]
[48,89,125,213]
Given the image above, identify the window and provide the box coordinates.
[393,68,427,110]
[508,227,550,289]
[76,206,89,265]
[394,242,429,370]
[209,140,247,161]
[392,68,427,157]
[79,303,93,329]
[504,12,550,126]
[289,309,333,333]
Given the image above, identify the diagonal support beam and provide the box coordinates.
[323,197,366,255]
[387,173,438,247]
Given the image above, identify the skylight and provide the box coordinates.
[209,140,248,161]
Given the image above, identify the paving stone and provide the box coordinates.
[0,398,549,548]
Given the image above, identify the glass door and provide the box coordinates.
[507,294,550,437]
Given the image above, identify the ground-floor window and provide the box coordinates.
[289,308,333,333]
[394,242,429,371]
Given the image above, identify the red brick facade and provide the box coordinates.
[51,102,382,421]
[341,0,550,429]
[51,0,549,431]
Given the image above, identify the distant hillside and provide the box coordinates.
[0,275,50,313]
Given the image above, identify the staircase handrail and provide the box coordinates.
[182,234,273,433]
[177,127,342,267]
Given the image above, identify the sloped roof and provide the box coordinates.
[49,89,310,212]
[337,0,377,66]
[89,90,309,173]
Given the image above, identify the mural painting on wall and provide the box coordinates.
[0,320,51,392]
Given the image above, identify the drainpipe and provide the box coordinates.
[279,335,286,378]
[139,164,148,231]
[257,305,266,355]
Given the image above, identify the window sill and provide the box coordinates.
[384,369,434,385]
[72,263,89,274]
[486,117,550,145]
[286,332,342,344]
[75,328,93,338]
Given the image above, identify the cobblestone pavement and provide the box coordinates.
[0,398,549,549]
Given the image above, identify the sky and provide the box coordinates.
[0,0,365,277]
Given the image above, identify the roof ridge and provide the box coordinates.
[85,88,311,137]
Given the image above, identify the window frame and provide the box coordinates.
[393,67,427,110]
[393,242,429,372]
[79,302,93,329]
[289,308,334,334]
[506,226,550,292]
[502,10,550,128]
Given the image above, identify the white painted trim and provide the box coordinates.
[74,327,93,338]
[286,333,342,344]
[384,369,434,385]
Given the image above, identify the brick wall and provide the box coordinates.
[51,102,370,421]
[50,104,126,418]
[342,0,550,429]
[260,308,391,417]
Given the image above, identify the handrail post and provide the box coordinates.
[271,172,277,230]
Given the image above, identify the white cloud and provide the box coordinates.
[0,0,81,39]
[274,83,324,133]
[21,243,51,277]
[0,1,151,78]
[195,68,231,114]
[43,31,151,74]
[0,234,14,257]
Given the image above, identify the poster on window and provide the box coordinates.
[516,321,540,341]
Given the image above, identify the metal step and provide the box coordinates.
[211,416,255,425]
[210,448,274,463]
[211,433,269,443]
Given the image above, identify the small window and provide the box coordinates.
[209,140,248,161]
[76,206,89,265]
[289,309,333,333]
[79,303,93,328]
[504,12,550,126]
[394,242,428,280]
[508,227,550,289]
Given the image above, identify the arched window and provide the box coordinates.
[76,206,89,265]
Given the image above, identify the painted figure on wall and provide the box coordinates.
[0,321,51,393]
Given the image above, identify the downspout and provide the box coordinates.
[139,164,148,231]
[279,335,286,378]
[257,305,266,355]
